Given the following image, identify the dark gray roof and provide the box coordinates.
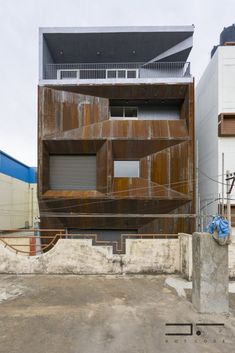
[41,26,194,64]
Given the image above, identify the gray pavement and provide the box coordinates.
[0,274,235,353]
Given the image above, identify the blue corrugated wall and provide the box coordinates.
[0,151,36,183]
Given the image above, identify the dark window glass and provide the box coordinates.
[125,107,137,118]
[61,70,77,79]
[117,70,126,78]
[110,106,123,117]
[107,70,117,78]
[127,70,137,78]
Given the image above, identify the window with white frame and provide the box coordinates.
[114,161,140,177]
[110,106,138,119]
[106,69,137,79]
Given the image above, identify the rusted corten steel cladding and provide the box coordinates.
[38,83,195,234]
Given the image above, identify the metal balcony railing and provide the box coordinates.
[43,62,191,80]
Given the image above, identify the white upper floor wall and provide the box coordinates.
[196,46,235,211]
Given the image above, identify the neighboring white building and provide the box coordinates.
[196,24,235,229]
[0,150,39,229]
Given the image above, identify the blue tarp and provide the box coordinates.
[205,216,230,238]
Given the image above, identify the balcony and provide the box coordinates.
[43,62,191,83]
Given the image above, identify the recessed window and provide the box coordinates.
[125,107,137,118]
[110,106,138,119]
[110,106,124,118]
[114,161,139,177]
[49,155,96,190]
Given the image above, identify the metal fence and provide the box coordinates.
[0,229,178,255]
[44,62,191,80]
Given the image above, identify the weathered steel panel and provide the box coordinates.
[48,84,188,100]
[40,87,109,137]
[38,82,195,236]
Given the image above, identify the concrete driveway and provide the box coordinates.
[0,275,235,353]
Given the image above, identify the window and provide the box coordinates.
[110,107,124,118]
[110,106,138,119]
[107,70,117,78]
[57,69,78,80]
[49,155,96,190]
[106,69,137,79]
[125,107,137,118]
[114,161,139,177]
[117,70,126,78]
[127,70,137,78]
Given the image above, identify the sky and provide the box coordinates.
[0,0,234,166]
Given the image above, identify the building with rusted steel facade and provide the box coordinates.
[38,26,195,252]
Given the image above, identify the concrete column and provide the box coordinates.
[192,232,229,313]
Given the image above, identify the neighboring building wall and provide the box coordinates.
[218,46,235,113]
[218,46,235,204]
[197,46,235,225]
[218,138,235,203]
[0,152,38,229]
[196,51,219,222]
[0,235,31,254]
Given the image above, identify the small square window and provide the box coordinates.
[117,70,126,78]
[60,70,77,79]
[114,161,139,177]
[110,106,138,119]
[110,106,123,117]
[107,70,117,78]
[127,70,137,78]
[125,107,137,118]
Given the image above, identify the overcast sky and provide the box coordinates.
[0,0,234,166]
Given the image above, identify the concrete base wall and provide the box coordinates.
[1,233,235,276]
[0,238,179,274]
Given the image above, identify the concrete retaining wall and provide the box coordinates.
[0,238,179,274]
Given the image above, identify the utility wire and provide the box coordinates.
[0,170,232,213]
[0,175,231,213]
[0,170,224,207]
